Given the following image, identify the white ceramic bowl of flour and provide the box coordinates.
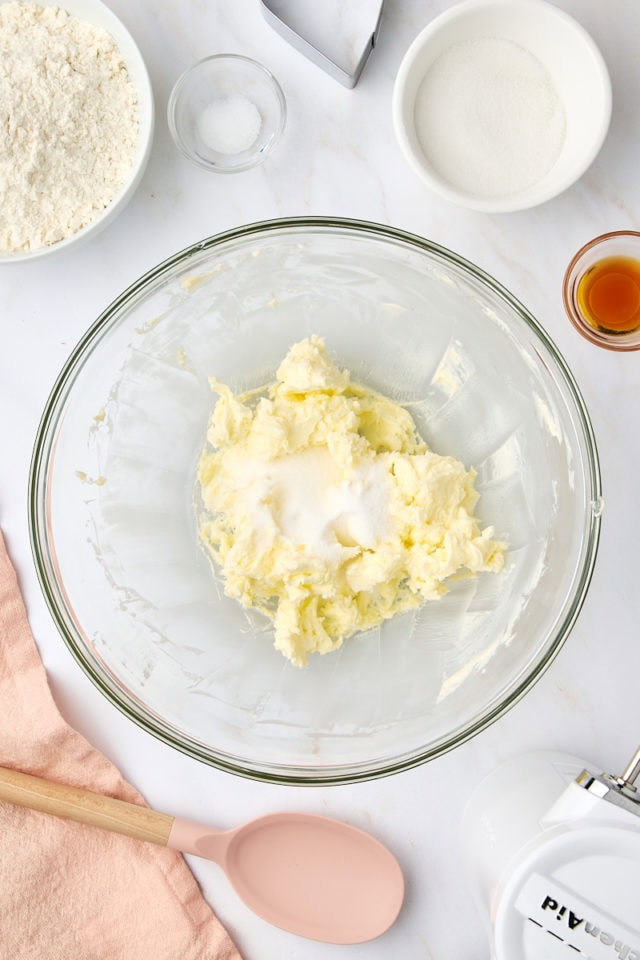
[0,0,154,263]
[392,0,611,213]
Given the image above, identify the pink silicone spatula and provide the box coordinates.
[0,765,404,944]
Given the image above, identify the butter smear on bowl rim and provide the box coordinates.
[197,336,506,666]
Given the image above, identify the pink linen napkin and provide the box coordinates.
[0,529,243,960]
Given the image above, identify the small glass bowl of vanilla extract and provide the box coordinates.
[563,231,640,351]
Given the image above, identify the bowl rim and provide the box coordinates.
[167,53,287,173]
[28,216,602,785]
[392,0,612,213]
[0,0,154,264]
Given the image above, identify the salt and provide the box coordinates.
[414,37,566,199]
[198,94,262,155]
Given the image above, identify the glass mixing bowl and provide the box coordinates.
[29,218,601,784]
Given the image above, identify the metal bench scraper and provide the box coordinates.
[259,0,385,88]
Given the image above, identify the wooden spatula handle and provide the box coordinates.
[0,765,173,845]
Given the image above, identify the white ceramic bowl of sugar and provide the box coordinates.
[0,0,154,264]
[392,0,611,213]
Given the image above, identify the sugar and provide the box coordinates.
[414,37,566,199]
[198,94,262,155]
[240,448,394,561]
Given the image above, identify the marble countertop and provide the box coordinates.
[1,1,639,958]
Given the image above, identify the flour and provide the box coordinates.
[414,37,566,199]
[0,2,139,252]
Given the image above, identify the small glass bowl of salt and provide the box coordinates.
[168,54,286,173]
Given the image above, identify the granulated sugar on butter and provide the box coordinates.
[0,2,139,253]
